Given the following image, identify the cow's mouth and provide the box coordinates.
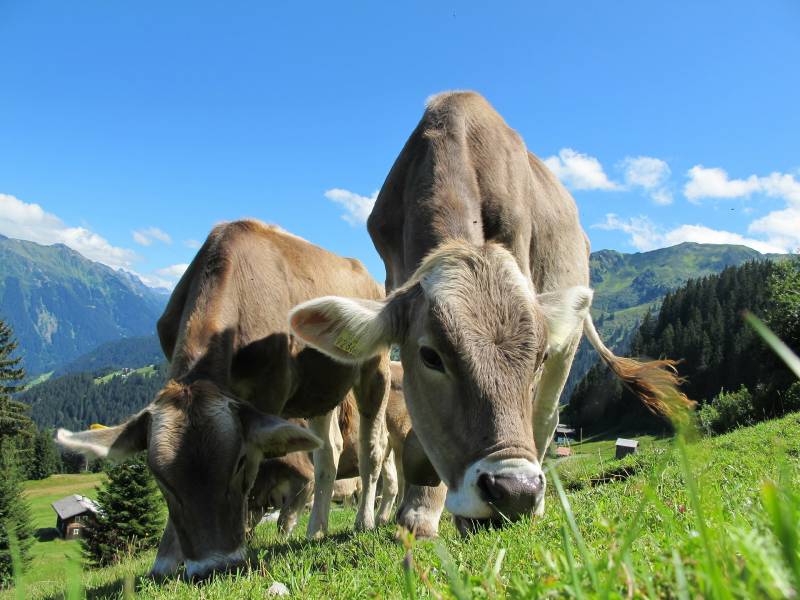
[452,515,504,536]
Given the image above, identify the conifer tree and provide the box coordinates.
[0,440,33,588]
[82,454,164,567]
[0,320,33,442]
[29,430,62,480]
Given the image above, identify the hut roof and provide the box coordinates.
[615,438,639,449]
[51,495,99,520]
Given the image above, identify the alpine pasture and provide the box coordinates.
[9,413,800,599]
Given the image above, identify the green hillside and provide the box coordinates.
[53,334,164,377]
[19,363,168,430]
[564,242,786,400]
[0,235,167,374]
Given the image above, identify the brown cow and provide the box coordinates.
[289,92,690,537]
[57,220,390,578]
[249,363,408,534]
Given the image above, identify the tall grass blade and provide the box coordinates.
[560,523,585,600]
[744,312,800,379]
[671,549,690,600]
[761,477,800,590]
[434,541,471,600]
[675,436,731,600]
[548,466,600,592]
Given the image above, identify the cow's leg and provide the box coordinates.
[531,332,581,515]
[376,448,399,525]
[306,410,343,539]
[395,482,447,539]
[149,519,183,578]
[353,356,390,530]
[279,479,313,536]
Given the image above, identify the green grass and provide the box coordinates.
[8,415,800,599]
[18,473,106,592]
[24,371,54,389]
[94,365,156,385]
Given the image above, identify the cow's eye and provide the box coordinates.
[419,346,445,372]
[235,455,246,474]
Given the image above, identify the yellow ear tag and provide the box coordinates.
[89,423,109,430]
[334,329,361,355]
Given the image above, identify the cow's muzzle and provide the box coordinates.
[477,470,544,520]
[445,457,544,525]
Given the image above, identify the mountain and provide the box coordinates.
[0,235,167,374]
[563,242,787,401]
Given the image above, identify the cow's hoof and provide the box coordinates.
[396,508,439,539]
[305,525,327,540]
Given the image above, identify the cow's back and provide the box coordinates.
[157,219,384,414]
[368,91,589,294]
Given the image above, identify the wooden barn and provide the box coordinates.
[615,438,639,459]
[52,494,99,539]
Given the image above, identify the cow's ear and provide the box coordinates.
[289,296,391,363]
[403,429,442,487]
[243,409,322,459]
[56,410,150,461]
[537,286,593,354]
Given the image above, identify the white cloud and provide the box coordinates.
[620,156,673,205]
[593,214,661,251]
[543,148,620,191]
[134,272,175,290]
[748,207,800,253]
[132,226,172,246]
[184,239,202,249]
[594,213,787,254]
[0,193,138,269]
[324,188,378,226]
[684,166,800,204]
[156,263,190,278]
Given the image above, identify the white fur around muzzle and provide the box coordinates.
[445,458,542,519]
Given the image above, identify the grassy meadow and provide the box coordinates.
[7,414,800,599]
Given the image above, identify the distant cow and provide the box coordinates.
[290,92,690,537]
[57,220,390,578]
[249,362,408,534]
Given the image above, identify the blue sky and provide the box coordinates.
[1,1,798,288]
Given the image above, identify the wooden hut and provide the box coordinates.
[615,438,639,459]
[52,495,99,539]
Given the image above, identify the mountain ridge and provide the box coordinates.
[0,236,167,374]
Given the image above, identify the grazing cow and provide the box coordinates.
[249,363,408,534]
[56,220,390,578]
[289,91,691,537]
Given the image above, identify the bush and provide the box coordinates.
[781,381,800,413]
[697,385,755,436]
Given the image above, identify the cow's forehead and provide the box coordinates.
[149,392,240,468]
[414,244,546,376]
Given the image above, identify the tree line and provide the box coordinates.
[565,256,800,434]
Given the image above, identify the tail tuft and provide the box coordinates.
[583,315,695,420]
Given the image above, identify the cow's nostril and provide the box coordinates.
[477,471,542,520]
[477,472,501,503]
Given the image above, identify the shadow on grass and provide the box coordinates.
[54,529,382,599]
[34,528,60,542]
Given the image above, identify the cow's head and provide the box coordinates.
[56,380,320,578]
[289,241,591,527]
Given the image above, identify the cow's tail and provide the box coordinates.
[583,314,695,418]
